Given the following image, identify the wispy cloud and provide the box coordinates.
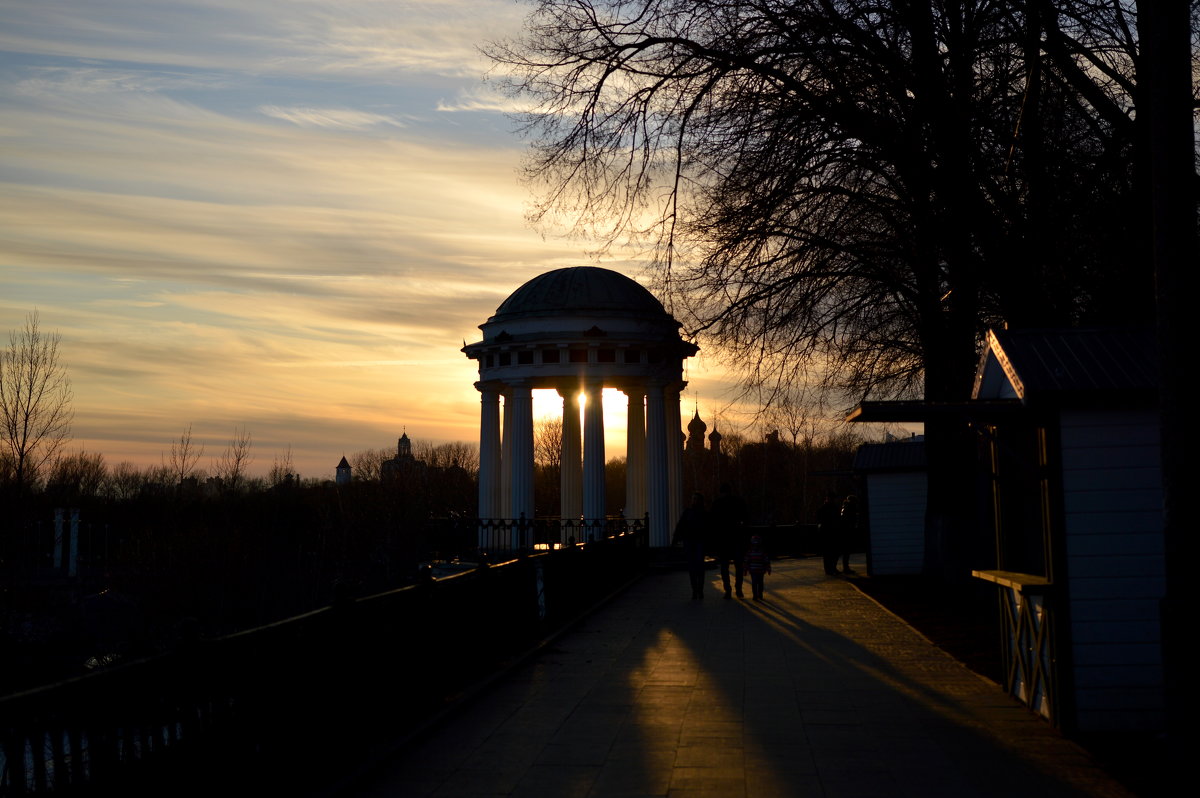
[259,105,407,130]
[12,65,235,99]
[0,1,522,80]
[0,0,741,477]
[436,84,529,114]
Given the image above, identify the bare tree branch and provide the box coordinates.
[213,425,253,492]
[490,1,1155,407]
[165,424,204,487]
[534,416,564,471]
[0,311,73,490]
[270,445,296,486]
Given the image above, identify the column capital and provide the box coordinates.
[475,380,506,394]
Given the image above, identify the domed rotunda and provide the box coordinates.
[463,267,697,546]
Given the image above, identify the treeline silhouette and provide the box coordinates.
[3,424,873,694]
[1,444,476,694]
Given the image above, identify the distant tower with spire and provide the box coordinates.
[335,455,351,486]
[686,408,708,452]
[381,427,423,479]
[708,420,723,455]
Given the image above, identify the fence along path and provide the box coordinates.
[352,555,1134,798]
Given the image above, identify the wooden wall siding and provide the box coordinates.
[1059,409,1165,732]
[865,472,926,575]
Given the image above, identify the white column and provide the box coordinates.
[477,384,501,520]
[582,380,606,536]
[500,391,513,519]
[623,386,646,521]
[646,382,670,546]
[509,381,535,529]
[666,383,684,533]
[558,385,583,528]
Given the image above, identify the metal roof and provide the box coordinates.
[846,399,1023,423]
[984,327,1158,401]
[852,441,927,472]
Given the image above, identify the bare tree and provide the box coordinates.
[0,311,73,490]
[212,425,253,492]
[490,1,1154,406]
[493,0,1173,576]
[47,448,107,498]
[106,460,145,501]
[763,386,824,450]
[165,424,204,486]
[270,444,296,486]
[349,446,389,482]
[409,437,432,463]
[427,441,480,474]
[534,417,563,471]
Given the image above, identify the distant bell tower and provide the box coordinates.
[708,422,722,455]
[398,431,412,460]
[686,410,707,452]
[335,456,351,486]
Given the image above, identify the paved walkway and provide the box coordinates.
[351,556,1136,797]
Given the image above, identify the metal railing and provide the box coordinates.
[1,521,649,795]
[473,514,648,556]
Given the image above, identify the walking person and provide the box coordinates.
[673,492,711,600]
[743,535,772,601]
[817,492,841,575]
[710,482,748,599]
[838,494,860,574]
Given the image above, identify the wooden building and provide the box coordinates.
[852,438,927,576]
[970,327,1164,733]
[850,327,1165,733]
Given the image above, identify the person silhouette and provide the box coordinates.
[817,492,841,576]
[743,535,772,601]
[710,482,748,598]
[673,492,711,600]
[838,494,860,574]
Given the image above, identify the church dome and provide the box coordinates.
[490,267,668,322]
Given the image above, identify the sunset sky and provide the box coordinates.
[0,0,753,479]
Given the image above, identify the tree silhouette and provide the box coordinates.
[165,424,203,487]
[212,425,253,492]
[534,417,563,472]
[270,444,296,486]
[47,448,106,499]
[0,311,73,491]
[490,0,1153,405]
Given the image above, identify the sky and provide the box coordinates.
[0,0,747,480]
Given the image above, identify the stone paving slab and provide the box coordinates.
[351,556,1138,797]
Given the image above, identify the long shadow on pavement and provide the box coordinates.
[350,557,1131,798]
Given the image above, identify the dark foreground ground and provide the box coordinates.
[848,569,1003,684]
[846,564,1172,798]
[350,555,1146,798]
